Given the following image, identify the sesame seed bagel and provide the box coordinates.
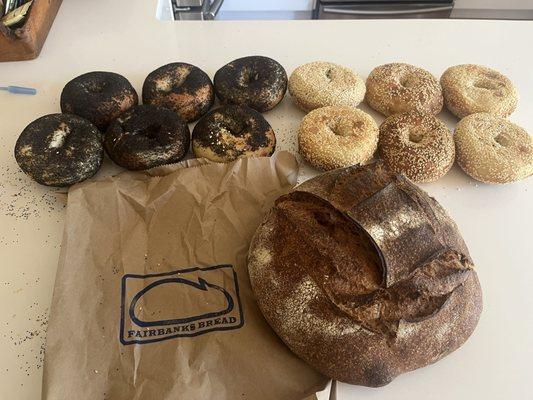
[192,105,276,163]
[379,111,455,183]
[366,63,443,117]
[288,61,366,112]
[455,113,533,184]
[298,106,378,171]
[441,64,518,119]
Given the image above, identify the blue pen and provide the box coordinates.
[0,85,37,95]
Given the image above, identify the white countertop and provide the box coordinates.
[0,1,532,399]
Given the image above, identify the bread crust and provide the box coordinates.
[248,162,482,386]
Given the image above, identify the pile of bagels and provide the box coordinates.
[13,56,532,187]
[291,61,532,184]
[14,56,285,187]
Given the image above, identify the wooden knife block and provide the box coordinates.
[0,0,62,62]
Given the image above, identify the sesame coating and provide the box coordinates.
[298,106,378,171]
[288,61,366,111]
[379,111,455,183]
[440,64,518,118]
[365,63,443,116]
[454,113,533,184]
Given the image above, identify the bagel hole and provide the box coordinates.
[239,68,260,86]
[48,125,70,149]
[474,79,500,91]
[327,118,357,137]
[138,123,164,142]
[85,81,107,93]
[494,132,511,147]
[399,76,415,88]
[408,126,427,143]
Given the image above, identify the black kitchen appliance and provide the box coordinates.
[314,0,454,19]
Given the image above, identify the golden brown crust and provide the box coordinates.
[298,106,378,171]
[441,64,518,118]
[454,113,533,184]
[365,63,443,116]
[289,61,366,111]
[248,163,482,387]
[378,111,455,182]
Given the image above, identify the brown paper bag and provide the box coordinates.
[42,152,327,400]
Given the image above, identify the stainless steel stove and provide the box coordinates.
[171,0,224,20]
[314,0,454,19]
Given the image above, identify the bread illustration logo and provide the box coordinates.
[120,265,243,345]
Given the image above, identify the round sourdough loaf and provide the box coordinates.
[248,162,482,387]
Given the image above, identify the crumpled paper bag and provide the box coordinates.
[42,152,327,400]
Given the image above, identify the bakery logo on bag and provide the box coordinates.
[120,265,244,345]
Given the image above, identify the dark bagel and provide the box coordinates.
[142,63,215,123]
[192,105,276,163]
[104,104,190,170]
[61,71,138,130]
[14,113,103,187]
[214,56,287,112]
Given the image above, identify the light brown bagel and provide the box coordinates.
[298,106,378,171]
[289,61,366,111]
[454,113,533,184]
[440,64,518,118]
[365,63,443,116]
[379,111,455,182]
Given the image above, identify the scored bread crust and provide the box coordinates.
[248,162,482,387]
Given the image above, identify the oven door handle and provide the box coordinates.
[322,5,453,16]
[203,0,224,20]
